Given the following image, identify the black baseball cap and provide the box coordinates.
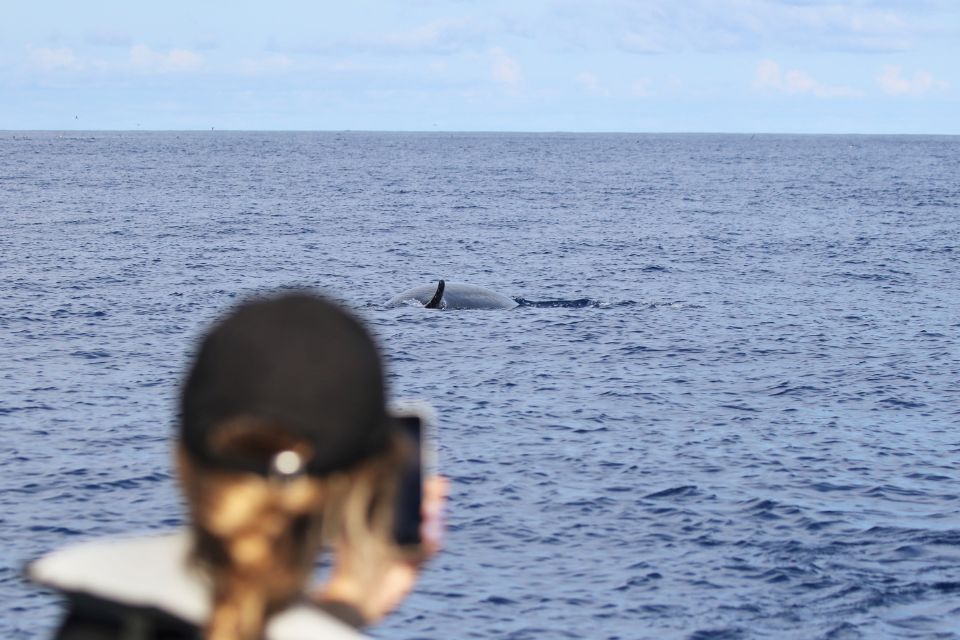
[179,291,392,476]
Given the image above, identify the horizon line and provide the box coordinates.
[2,128,959,137]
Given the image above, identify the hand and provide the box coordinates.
[314,475,448,625]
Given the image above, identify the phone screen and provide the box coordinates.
[392,414,423,546]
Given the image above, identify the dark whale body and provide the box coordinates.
[387,280,519,310]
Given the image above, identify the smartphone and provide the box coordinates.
[390,401,436,547]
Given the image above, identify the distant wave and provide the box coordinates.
[513,297,597,308]
[513,298,699,310]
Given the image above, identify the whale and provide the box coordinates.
[387,280,519,310]
[387,280,597,310]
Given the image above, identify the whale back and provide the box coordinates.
[387,283,445,307]
[387,282,518,310]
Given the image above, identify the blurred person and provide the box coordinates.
[29,291,446,640]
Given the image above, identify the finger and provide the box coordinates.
[421,475,448,554]
[425,475,449,505]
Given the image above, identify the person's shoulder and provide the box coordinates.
[29,530,208,620]
[269,605,369,640]
[28,531,369,640]
[29,530,193,586]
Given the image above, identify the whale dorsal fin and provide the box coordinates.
[425,280,445,309]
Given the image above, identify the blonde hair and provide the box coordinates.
[177,418,404,640]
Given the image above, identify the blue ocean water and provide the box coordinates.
[1,131,958,639]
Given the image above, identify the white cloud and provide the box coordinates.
[754,59,861,98]
[129,45,203,73]
[490,47,522,86]
[378,18,479,53]
[784,69,821,94]
[877,65,948,96]
[576,71,604,95]
[754,59,781,89]
[27,47,84,71]
[564,0,919,54]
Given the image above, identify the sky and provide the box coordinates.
[2,0,958,133]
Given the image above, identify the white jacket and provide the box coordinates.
[28,530,367,640]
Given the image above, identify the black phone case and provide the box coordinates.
[392,415,423,546]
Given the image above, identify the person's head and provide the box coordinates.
[177,291,407,640]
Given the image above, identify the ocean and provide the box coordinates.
[1,131,958,639]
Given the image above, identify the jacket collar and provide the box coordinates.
[28,530,366,640]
